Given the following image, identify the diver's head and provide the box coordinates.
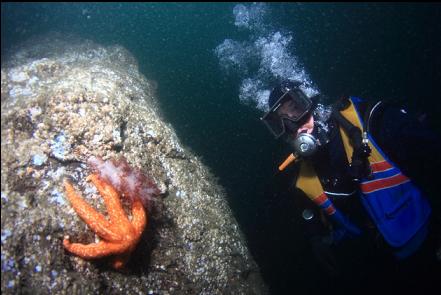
[261,80,315,139]
[261,80,332,157]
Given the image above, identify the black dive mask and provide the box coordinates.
[261,85,313,139]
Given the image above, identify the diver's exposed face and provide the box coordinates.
[293,114,314,137]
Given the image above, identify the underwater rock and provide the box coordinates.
[1,33,268,295]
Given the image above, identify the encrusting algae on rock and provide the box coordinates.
[1,34,268,294]
[63,156,159,269]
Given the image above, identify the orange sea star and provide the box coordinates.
[62,174,147,269]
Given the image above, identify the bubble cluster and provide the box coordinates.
[215,3,319,112]
[214,39,253,75]
[233,3,268,31]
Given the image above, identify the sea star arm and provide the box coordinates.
[87,174,133,232]
[111,253,131,270]
[62,239,130,259]
[130,197,147,240]
[64,179,122,242]
[107,199,146,269]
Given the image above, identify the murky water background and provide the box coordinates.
[2,3,440,294]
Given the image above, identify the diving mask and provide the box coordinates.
[261,85,313,139]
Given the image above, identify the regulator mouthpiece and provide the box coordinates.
[292,132,319,157]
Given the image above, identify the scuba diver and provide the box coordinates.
[260,80,441,281]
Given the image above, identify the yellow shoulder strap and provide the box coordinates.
[296,160,324,201]
[338,99,384,163]
[292,98,384,203]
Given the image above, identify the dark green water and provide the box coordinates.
[2,3,441,294]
